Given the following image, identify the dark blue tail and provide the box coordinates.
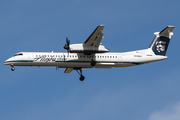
[151,36,170,56]
[149,26,175,56]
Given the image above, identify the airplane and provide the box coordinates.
[4,25,175,81]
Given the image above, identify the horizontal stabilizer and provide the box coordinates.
[159,26,175,36]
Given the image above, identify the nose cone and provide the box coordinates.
[4,58,12,65]
[4,60,9,65]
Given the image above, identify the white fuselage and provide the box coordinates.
[4,48,167,68]
[3,25,174,81]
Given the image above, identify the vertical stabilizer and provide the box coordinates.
[149,26,175,56]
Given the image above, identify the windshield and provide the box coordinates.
[14,53,23,56]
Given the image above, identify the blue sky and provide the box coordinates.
[1,0,180,120]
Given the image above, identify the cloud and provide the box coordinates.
[148,102,180,120]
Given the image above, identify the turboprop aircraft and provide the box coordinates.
[4,25,175,81]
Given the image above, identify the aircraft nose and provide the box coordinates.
[4,60,9,65]
[4,58,12,65]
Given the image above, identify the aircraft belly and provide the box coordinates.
[58,62,91,68]
[31,61,92,68]
[114,63,136,67]
[15,61,136,68]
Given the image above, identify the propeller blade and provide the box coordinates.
[66,37,70,46]
[63,37,70,51]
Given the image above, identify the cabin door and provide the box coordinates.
[118,54,123,63]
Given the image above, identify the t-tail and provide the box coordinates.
[149,26,175,56]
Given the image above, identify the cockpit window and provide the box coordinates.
[14,53,23,56]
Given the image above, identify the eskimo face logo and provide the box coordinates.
[156,41,166,52]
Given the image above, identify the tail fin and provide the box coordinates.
[149,26,175,56]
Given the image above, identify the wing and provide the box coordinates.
[83,25,105,47]
[64,68,73,73]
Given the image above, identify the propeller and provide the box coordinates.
[63,37,70,52]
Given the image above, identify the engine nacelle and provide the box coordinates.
[69,43,109,54]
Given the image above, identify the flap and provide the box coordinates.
[64,68,73,73]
